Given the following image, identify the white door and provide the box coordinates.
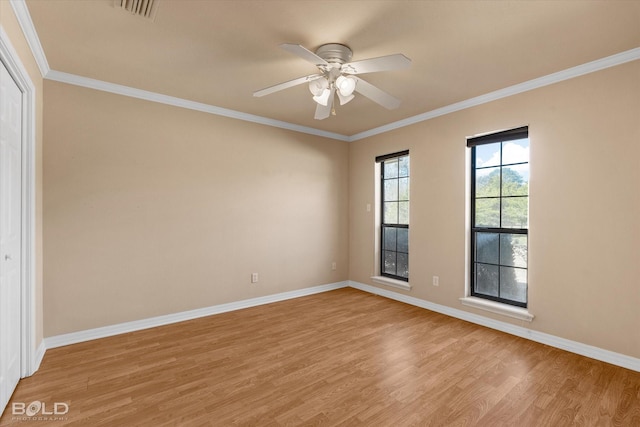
[0,59,22,413]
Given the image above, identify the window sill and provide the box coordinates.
[459,297,534,322]
[371,276,411,291]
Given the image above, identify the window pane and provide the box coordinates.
[397,253,409,279]
[502,165,529,196]
[398,202,409,225]
[476,232,499,264]
[396,228,408,253]
[475,143,501,168]
[501,197,528,228]
[471,133,528,306]
[475,167,500,198]
[383,251,396,275]
[398,156,409,177]
[384,179,398,201]
[500,234,527,268]
[398,178,409,201]
[475,263,499,297]
[500,267,527,303]
[380,153,409,281]
[384,202,398,224]
[502,139,529,165]
[475,198,500,227]
[383,227,397,251]
[384,159,398,179]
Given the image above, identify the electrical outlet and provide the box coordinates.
[432,276,439,286]
[366,203,371,212]
[331,262,337,271]
[251,273,259,283]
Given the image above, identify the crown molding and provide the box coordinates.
[45,70,351,141]
[9,0,349,141]
[9,0,49,77]
[8,0,640,142]
[45,47,640,143]
[349,47,640,141]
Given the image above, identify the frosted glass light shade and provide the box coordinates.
[336,75,356,96]
[308,78,328,96]
[313,88,331,106]
[337,91,354,105]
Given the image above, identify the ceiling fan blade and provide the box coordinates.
[353,77,401,110]
[280,44,329,68]
[342,54,411,75]
[253,74,323,97]
[314,87,335,120]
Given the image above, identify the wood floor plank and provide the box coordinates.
[1,288,639,426]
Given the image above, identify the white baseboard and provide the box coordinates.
[348,280,640,373]
[39,279,640,373]
[32,340,46,373]
[44,281,348,349]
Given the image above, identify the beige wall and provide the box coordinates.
[1,2,44,347]
[43,81,349,336]
[349,61,640,359]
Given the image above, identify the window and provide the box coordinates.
[376,151,409,281]
[468,127,529,307]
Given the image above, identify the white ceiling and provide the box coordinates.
[24,0,640,137]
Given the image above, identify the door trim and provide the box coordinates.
[0,25,38,377]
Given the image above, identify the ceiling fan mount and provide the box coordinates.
[314,43,353,65]
[253,42,411,120]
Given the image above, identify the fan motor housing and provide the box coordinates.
[315,43,353,64]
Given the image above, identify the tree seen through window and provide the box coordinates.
[470,130,529,307]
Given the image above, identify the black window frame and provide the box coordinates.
[468,127,529,307]
[376,150,410,282]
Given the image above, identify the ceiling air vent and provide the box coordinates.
[116,0,159,20]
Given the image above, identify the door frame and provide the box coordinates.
[0,25,38,378]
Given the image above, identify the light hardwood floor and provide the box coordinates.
[1,288,639,426]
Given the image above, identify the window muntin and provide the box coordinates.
[378,152,409,281]
[469,128,528,307]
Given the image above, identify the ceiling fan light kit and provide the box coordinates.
[254,43,411,120]
[308,78,328,96]
[336,90,355,106]
[313,88,332,106]
[336,75,357,97]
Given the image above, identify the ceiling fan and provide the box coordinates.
[253,43,411,120]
